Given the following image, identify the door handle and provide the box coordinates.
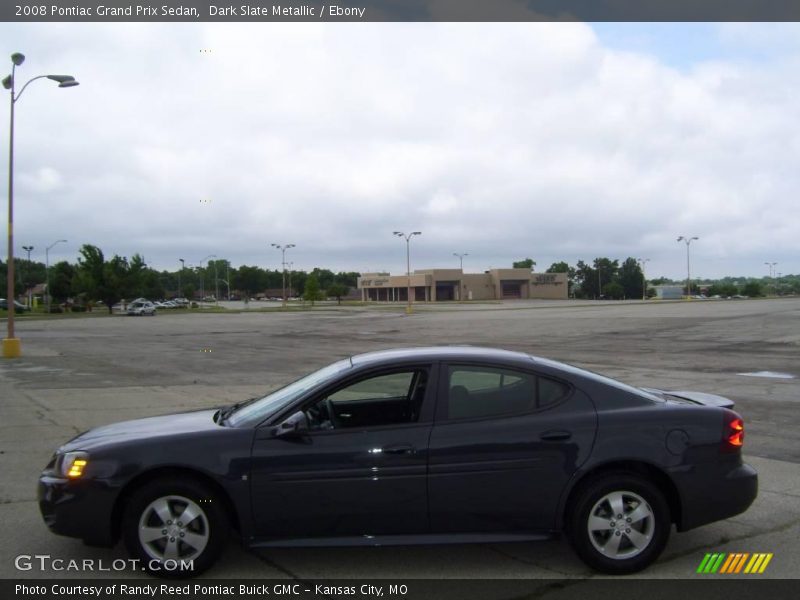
[381,444,416,455]
[540,430,572,442]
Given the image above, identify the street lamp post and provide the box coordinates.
[271,244,295,308]
[637,258,650,300]
[764,262,777,295]
[394,231,421,314]
[178,258,185,299]
[22,244,33,306]
[212,260,219,305]
[45,239,67,313]
[595,258,602,300]
[3,52,78,358]
[198,254,216,306]
[453,253,468,301]
[677,236,699,299]
[453,252,468,271]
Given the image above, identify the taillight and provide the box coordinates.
[721,410,745,453]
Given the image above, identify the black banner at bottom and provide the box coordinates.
[3,579,797,600]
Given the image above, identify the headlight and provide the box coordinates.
[59,451,90,479]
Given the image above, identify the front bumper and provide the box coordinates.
[38,473,118,547]
[671,460,758,532]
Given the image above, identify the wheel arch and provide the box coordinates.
[110,467,241,544]
[561,460,682,532]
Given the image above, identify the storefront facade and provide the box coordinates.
[358,269,567,302]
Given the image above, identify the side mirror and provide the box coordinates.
[273,411,309,438]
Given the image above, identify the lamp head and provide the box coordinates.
[412,231,421,236]
[11,53,25,66]
[287,244,295,249]
[393,231,403,237]
[677,236,685,242]
[2,75,11,90]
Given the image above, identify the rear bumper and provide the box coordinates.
[38,474,117,547]
[671,460,758,532]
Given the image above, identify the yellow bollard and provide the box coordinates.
[2,338,22,358]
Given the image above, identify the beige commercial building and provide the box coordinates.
[358,269,568,302]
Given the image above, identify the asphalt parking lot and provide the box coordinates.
[1,298,799,581]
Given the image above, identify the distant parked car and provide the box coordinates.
[0,298,31,312]
[126,300,156,316]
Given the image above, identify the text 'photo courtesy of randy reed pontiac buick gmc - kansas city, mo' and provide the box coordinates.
[38,347,757,577]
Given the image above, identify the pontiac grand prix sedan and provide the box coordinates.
[39,347,757,577]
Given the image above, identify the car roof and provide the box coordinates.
[350,346,535,366]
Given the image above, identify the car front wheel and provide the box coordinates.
[122,478,227,577]
[568,473,670,574]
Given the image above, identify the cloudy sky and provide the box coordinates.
[1,21,798,279]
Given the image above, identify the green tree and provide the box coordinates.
[335,271,360,288]
[546,261,576,296]
[707,283,738,297]
[602,281,625,300]
[741,282,763,297]
[235,265,266,297]
[326,283,349,305]
[617,257,644,299]
[73,245,137,313]
[49,261,75,303]
[513,258,536,270]
[182,283,196,300]
[140,270,165,300]
[310,268,335,290]
[304,273,321,306]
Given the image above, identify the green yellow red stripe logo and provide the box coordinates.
[697,553,773,574]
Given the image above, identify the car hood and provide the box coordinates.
[641,388,735,409]
[60,409,221,451]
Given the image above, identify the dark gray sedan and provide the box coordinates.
[39,347,757,576]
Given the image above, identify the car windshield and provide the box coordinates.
[226,358,352,427]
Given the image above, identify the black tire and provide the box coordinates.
[122,477,228,578]
[568,472,670,574]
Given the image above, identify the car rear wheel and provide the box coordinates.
[122,478,227,577]
[568,473,670,574]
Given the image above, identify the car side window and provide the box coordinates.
[306,369,428,431]
[447,366,537,420]
[538,376,569,408]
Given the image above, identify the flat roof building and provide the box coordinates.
[358,268,568,302]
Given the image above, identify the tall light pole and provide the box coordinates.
[271,243,295,308]
[3,52,78,358]
[394,231,421,314]
[453,252,468,301]
[178,258,185,299]
[45,239,67,313]
[677,236,699,299]
[595,258,602,300]
[765,262,777,295]
[22,244,33,306]
[198,254,215,305]
[637,258,650,300]
[212,259,219,305]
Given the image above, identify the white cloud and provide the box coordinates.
[1,22,798,278]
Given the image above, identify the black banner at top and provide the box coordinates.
[3,0,800,22]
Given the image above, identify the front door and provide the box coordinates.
[250,365,435,540]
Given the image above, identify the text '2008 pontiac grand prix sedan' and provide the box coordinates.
[39,347,757,576]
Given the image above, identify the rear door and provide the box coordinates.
[428,362,597,533]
